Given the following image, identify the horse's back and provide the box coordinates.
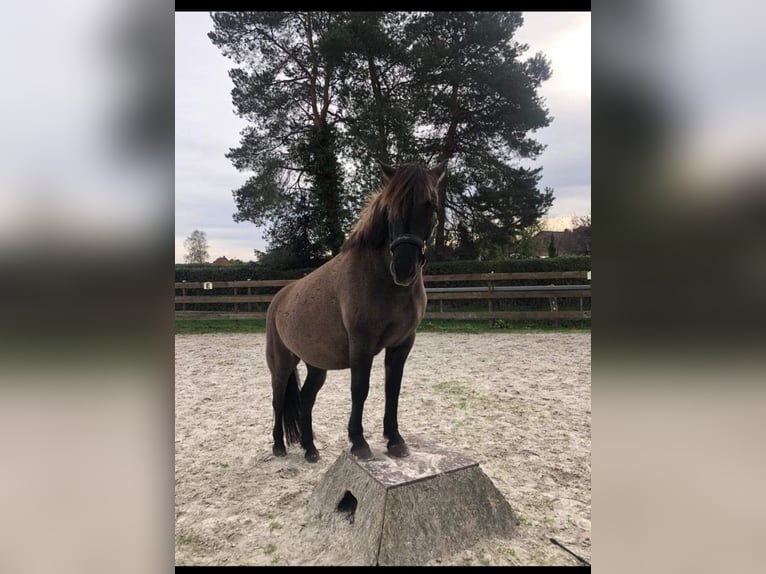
[266,257,350,371]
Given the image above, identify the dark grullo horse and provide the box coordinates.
[266,160,447,462]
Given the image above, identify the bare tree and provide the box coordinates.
[572,214,591,255]
[572,214,591,229]
[184,230,209,264]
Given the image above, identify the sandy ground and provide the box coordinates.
[175,332,591,566]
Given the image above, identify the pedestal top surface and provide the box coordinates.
[350,435,478,488]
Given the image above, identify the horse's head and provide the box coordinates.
[378,160,447,287]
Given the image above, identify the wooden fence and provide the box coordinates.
[175,271,591,321]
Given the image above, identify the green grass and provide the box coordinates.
[418,319,589,333]
[264,543,276,555]
[432,380,471,410]
[432,380,469,395]
[176,319,267,334]
[176,318,589,335]
[503,547,517,558]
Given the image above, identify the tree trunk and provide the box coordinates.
[303,13,321,128]
[434,181,449,258]
[434,83,461,258]
[367,53,389,163]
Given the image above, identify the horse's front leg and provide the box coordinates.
[383,335,415,457]
[348,354,374,460]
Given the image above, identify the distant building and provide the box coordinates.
[211,256,231,266]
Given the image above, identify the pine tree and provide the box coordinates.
[406,12,555,257]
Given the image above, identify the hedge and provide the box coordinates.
[175,256,590,283]
[175,264,317,283]
[423,256,590,275]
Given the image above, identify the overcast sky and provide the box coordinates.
[175,12,591,263]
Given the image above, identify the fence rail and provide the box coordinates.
[175,271,591,321]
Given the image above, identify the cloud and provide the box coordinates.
[516,12,591,219]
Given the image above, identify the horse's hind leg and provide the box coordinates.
[270,366,299,457]
[299,365,327,463]
[270,370,288,456]
[267,323,300,457]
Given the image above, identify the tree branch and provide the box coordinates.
[256,24,313,84]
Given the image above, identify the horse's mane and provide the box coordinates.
[342,164,439,252]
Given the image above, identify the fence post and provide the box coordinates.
[247,278,252,313]
[488,272,494,326]
[488,280,494,314]
[546,282,557,314]
[182,280,186,311]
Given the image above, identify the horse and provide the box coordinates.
[265,159,447,462]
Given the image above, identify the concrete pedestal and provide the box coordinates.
[307,435,517,565]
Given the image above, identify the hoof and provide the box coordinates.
[387,442,410,458]
[305,450,320,463]
[350,444,373,460]
[273,445,287,457]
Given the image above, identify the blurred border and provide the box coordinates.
[593,1,765,572]
[3,1,764,571]
[0,1,174,573]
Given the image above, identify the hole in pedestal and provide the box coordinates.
[337,490,357,523]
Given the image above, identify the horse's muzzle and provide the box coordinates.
[389,234,426,265]
[390,260,418,286]
[390,234,425,286]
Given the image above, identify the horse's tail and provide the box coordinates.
[283,369,302,445]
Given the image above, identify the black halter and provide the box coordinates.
[389,233,426,265]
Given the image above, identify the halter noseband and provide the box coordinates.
[389,233,426,265]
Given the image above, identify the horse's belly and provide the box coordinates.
[275,305,350,370]
[288,335,350,371]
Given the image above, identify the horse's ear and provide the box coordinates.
[430,159,448,184]
[377,159,396,182]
